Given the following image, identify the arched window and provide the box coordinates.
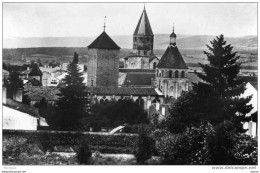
[162,70,164,77]
[157,69,159,76]
[175,71,179,78]
[153,62,157,69]
[181,71,185,78]
[169,70,172,78]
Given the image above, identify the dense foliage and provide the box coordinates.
[81,100,149,131]
[134,128,155,164]
[47,53,87,130]
[155,121,257,165]
[166,35,252,133]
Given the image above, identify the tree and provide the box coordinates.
[6,71,23,99]
[73,52,79,64]
[134,127,155,164]
[166,35,252,133]
[49,53,86,130]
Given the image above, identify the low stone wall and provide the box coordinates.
[3,130,138,154]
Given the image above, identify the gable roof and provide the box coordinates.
[119,69,155,73]
[29,64,43,76]
[157,45,188,69]
[85,87,160,96]
[134,8,153,36]
[4,98,40,118]
[122,73,155,86]
[88,31,120,50]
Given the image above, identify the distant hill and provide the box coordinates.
[4,34,257,50]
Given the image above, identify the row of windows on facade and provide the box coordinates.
[157,70,186,78]
[158,81,190,90]
[133,36,153,42]
[133,48,151,56]
[133,44,153,50]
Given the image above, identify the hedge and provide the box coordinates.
[3,130,138,153]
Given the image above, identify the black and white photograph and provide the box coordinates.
[1,1,258,171]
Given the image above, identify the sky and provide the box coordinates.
[3,2,257,38]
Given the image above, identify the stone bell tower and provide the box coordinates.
[155,25,189,99]
[124,6,157,69]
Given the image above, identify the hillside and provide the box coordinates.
[4,34,257,50]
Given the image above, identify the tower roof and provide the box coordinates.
[134,8,153,36]
[29,64,42,76]
[157,45,188,69]
[88,31,120,50]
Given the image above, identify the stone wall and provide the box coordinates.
[87,49,119,87]
[125,57,150,69]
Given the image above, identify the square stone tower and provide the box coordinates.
[87,31,120,87]
[124,7,158,69]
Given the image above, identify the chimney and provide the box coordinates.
[161,106,165,116]
[51,73,54,77]
[27,67,30,71]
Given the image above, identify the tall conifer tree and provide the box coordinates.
[166,35,252,133]
[193,35,252,132]
[52,52,86,130]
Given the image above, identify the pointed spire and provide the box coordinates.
[170,23,177,46]
[134,7,153,35]
[103,16,107,32]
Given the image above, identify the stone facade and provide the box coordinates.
[154,68,189,98]
[133,35,154,55]
[125,56,150,69]
[87,49,119,87]
[149,57,159,69]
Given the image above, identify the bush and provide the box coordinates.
[76,145,92,165]
[233,134,257,165]
[134,128,155,164]
[156,122,215,165]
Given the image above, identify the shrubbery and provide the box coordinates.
[134,128,155,164]
[154,121,257,165]
[76,145,92,165]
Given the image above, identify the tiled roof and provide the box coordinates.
[119,69,155,73]
[88,31,120,50]
[239,76,257,84]
[29,64,43,76]
[134,8,153,36]
[157,45,188,69]
[122,73,155,86]
[24,85,160,101]
[149,55,159,62]
[5,98,40,118]
[85,87,159,96]
[239,76,257,90]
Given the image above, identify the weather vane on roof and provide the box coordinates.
[103,16,107,31]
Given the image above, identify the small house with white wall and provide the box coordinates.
[3,98,48,130]
[241,82,258,137]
